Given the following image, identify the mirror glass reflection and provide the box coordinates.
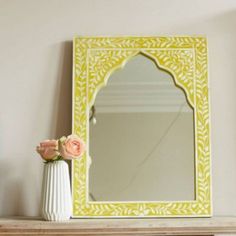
[89,54,195,202]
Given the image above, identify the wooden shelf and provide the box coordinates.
[1,217,236,235]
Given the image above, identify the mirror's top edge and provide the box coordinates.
[73,35,207,39]
[73,36,208,48]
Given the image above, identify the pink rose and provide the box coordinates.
[36,140,59,160]
[59,135,85,160]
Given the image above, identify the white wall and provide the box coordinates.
[0,0,236,216]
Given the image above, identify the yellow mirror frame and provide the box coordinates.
[72,36,212,218]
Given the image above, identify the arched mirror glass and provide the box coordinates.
[89,54,195,202]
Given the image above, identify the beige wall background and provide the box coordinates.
[0,0,236,216]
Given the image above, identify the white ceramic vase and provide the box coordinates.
[41,160,72,221]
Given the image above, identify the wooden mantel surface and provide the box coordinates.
[1,217,236,235]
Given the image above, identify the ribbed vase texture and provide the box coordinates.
[41,161,72,221]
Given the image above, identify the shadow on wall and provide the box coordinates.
[50,41,73,178]
[52,41,73,139]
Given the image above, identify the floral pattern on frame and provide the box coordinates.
[72,36,211,218]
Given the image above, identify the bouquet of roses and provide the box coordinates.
[36,134,85,162]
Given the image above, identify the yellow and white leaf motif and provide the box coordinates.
[72,36,211,218]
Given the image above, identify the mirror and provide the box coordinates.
[89,54,195,202]
[73,36,211,218]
